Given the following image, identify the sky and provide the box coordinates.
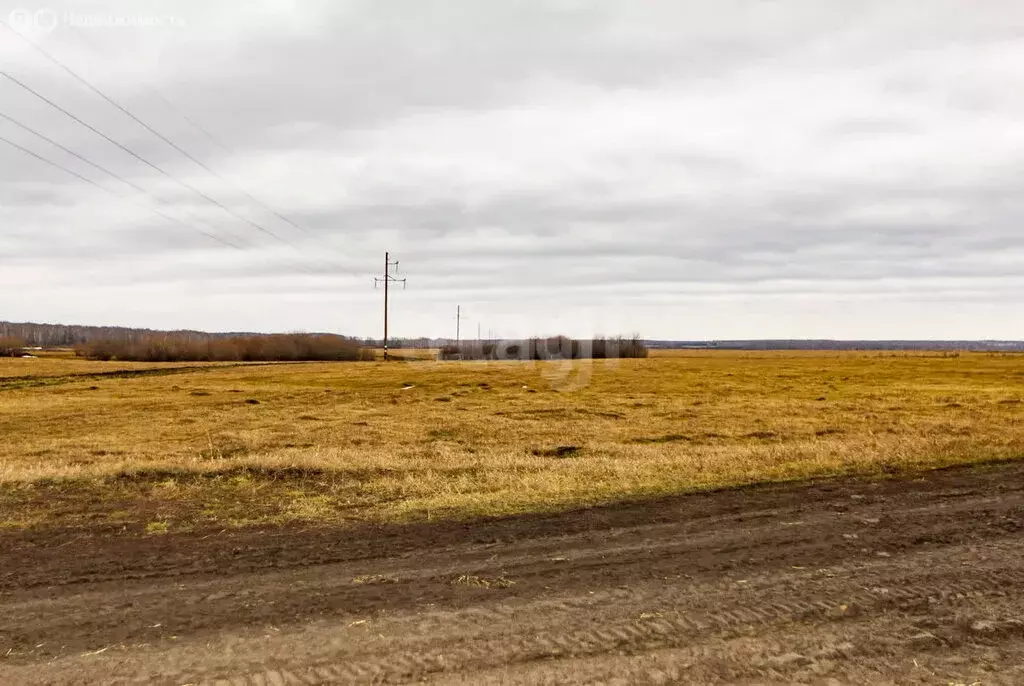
[1,0,1022,340]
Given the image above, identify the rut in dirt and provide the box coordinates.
[1,459,1023,685]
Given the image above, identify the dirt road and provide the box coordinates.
[3,460,1024,684]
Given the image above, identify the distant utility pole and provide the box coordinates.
[374,251,406,361]
[456,305,461,345]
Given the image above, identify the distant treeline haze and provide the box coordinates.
[0,321,276,347]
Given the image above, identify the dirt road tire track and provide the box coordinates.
[2,460,1024,684]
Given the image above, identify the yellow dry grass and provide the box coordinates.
[370,347,440,361]
[1,350,1021,531]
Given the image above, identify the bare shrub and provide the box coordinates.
[78,333,369,362]
[439,336,647,361]
[0,336,26,357]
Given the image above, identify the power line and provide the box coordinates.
[0,131,353,281]
[0,132,244,249]
[2,21,326,242]
[0,125,356,277]
[0,109,157,197]
[0,69,294,247]
[1,133,106,190]
[143,88,318,238]
[0,84,354,276]
[5,23,319,239]
[0,108,252,247]
[0,116,352,278]
[142,93,368,275]
[149,89,232,156]
[0,20,358,278]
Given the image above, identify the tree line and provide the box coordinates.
[0,321,267,347]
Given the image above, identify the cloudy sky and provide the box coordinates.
[1,1,1022,339]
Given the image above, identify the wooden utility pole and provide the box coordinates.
[456,305,461,345]
[374,252,406,361]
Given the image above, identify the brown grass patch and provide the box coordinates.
[452,575,516,589]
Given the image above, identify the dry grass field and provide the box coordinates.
[1,350,1021,533]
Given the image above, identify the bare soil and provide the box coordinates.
[3,459,1024,684]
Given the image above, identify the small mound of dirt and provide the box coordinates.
[532,445,582,458]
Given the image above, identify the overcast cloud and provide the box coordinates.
[1,0,1022,339]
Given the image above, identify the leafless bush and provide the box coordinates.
[0,336,26,357]
[76,334,371,362]
[439,336,647,361]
